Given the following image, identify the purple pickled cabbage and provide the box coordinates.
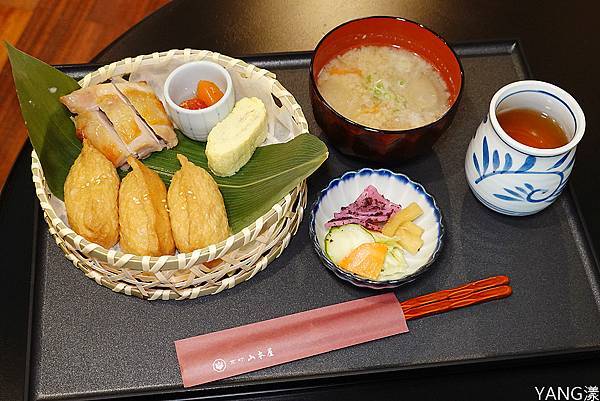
[325,185,401,232]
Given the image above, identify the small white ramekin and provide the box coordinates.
[163,61,235,141]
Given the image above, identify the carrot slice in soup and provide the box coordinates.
[329,67,363,76]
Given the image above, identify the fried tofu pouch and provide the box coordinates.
[167,154,229,252]
[64,139,120,248]
[119,157,175,256]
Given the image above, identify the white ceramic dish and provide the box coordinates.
[309,168,444,289]
[163,61,235,141]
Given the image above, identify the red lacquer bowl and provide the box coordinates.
[309,16,464,163]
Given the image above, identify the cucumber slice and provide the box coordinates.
[371,231,397,245]
[324,224,374,265]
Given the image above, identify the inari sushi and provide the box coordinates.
[119,157,175,256]
[168,154,229,252]
[64,139,120,248]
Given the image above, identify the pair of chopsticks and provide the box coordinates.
[400,275,512,320]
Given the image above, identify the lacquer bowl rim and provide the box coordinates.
[309,15,465,136]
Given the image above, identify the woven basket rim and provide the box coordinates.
[48,181,307,300]
[31,49,309,271]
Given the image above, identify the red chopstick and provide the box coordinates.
[400,276,512,320]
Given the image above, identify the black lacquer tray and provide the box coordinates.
[26,41,600,400]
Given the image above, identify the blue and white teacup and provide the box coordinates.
[465,80,585,216]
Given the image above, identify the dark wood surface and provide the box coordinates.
[0,0,169,192]
[1,0,599,400]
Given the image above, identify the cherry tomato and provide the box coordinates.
[196,80,224,106]
[179,97,207,110]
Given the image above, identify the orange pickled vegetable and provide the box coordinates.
[179,98,208,110]
[196,80,224,106]
[338,243,387,280]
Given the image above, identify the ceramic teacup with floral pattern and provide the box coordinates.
[465,80,585,216]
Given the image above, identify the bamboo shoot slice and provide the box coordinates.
[395,228,424,255]
[381,202,424,237]
[399,220,425,237]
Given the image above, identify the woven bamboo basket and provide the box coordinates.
[30,49,311,300]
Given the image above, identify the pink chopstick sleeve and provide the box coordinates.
[175,293,408,387]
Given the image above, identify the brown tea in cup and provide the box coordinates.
[497,108,569,149]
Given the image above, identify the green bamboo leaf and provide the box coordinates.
[6,42,82,200]
[141,132,327,233]
[8,44,329,234]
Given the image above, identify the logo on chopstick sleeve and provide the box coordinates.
[212,359,226,372]
[212,348,275,373]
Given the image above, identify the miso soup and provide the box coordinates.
[317,45,450,130]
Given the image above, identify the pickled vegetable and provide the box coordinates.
[196,80,224,106]
[179,98,207,110]
[338,243,388,280]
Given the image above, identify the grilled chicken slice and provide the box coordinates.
[74,111,131,167]
[61,84,163,159]
[61,86,100,113]
[114,82,178,148]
